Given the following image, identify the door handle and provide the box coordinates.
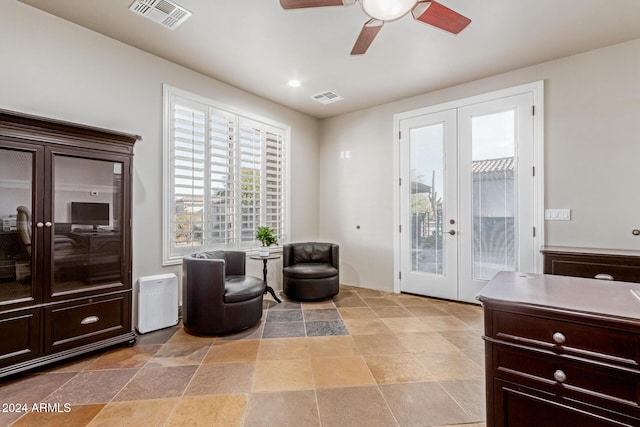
[444,230,456,236]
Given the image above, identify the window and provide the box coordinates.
[163,85,289,264]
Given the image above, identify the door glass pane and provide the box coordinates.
[410,124,445,275]
[0,148,34,303]
[471,110,516,280]
[52,155,123,294]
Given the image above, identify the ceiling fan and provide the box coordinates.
[280,0,471,55]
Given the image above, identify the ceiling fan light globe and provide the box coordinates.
[361,0,416,21]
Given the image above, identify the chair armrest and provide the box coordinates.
[283,244,294,267]
[330,244,340,269]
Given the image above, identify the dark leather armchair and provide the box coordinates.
[182,251,266,335]
[283,242,339,301]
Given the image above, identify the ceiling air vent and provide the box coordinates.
[312,91,344,105]
[129,0,192,30]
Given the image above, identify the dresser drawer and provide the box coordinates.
[542,248,640,283]
[494,378,640,427]
[491,310,640,367]
[44,293,131,352]
[494,345,640,409]
[548,259,640,283]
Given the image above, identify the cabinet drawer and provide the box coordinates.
[494,345,640,408]
[44,293,131,352]
[494,378,640,427]
[548,259,640,283]
[491,310,640,367]
[542,248,640,283]
[0,308,41,368]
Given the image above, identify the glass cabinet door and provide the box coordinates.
[0,146,38,305]
[50,154,125,296]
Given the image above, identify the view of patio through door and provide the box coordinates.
[397,83,542,303]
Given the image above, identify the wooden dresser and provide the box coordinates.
[0,110,138,378]
[477,271,640,426]
[541,246,640,283]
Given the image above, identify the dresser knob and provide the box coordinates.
[552,332,566,344]
[554,369,567,383]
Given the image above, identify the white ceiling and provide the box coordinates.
[18,0,640,119]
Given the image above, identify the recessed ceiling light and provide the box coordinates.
[287,79,302,88]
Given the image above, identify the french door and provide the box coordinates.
[399,110,459,299]
[398,85,541,303]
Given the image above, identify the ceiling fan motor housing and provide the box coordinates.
[361,0,417,21]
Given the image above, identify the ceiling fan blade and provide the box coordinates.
[351,19,383,55]
[280,0,355,9]
[412,1,471,34]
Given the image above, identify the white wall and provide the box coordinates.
[319,38,640,291]
[1,1,320,288]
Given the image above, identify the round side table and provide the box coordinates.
[250,253,282,303]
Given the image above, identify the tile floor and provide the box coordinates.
[0,285,487,427]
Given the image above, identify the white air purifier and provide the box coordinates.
[136,273,179,334]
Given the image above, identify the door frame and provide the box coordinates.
[392,81,545,296]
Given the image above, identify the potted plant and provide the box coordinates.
[255,226,277,256]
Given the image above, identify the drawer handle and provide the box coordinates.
[554,369,567,383]
[80,315,99,325]
[552,332,566,344]
[594,273,614,281]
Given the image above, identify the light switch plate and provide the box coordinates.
[545,209,571,221]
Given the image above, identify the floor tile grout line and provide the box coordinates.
[157,326,199,426]
[348,290,404,426]
[436,379,479,425]
[312,388,324,427]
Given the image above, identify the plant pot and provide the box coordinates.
[259,247,270,257]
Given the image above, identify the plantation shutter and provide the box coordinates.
[239,118,262,248]
[170,97,206,258]
[238,119,287,248]
[164,87,288,264]
[208,108,237,248]
[264,129,286,243]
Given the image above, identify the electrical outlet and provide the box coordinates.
[545,209,571,221]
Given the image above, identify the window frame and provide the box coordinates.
[162,84,290,265]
